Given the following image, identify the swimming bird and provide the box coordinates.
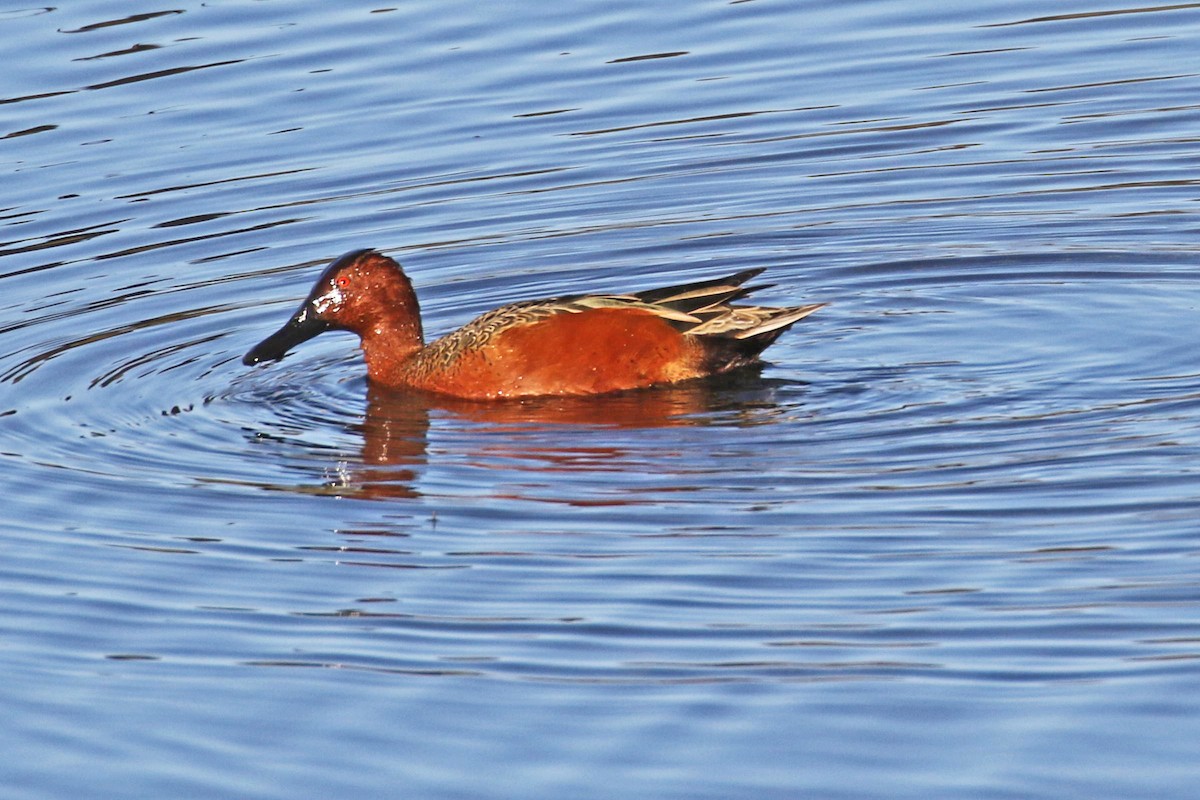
[243,249,824,400]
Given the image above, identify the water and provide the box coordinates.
[3,1,1200,797]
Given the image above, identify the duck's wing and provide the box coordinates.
[422,269,823,364]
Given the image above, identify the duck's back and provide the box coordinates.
[388,271,824,400]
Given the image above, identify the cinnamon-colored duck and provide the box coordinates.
[243,249,825,400]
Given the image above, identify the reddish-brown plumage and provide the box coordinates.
[243,249,825,400]
[404,309,701,399]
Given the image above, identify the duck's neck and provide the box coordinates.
[360,280,425,385]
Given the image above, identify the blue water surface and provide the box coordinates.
[2,1,1200,798]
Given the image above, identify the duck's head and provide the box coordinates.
[243,248,423,367]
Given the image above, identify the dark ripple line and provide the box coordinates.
[0,219,127,263]
[607,51,689,64]
[93,217,304,261]
[73,42,163,62]
[113,168,315,200]
[1025,73,1199,96]
[58,9,184,34]
[2,124,57,139]
[0,88,75,106]
[570,105,835,136]
[0,55,247,105]
[980,3,1200,28]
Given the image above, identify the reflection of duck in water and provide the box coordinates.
[343,373,783,500]
[244,249,824,400]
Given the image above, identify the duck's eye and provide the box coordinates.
[335,275,351,288]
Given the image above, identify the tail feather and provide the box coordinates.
[647,270,826,375]
[631,270,826,371]
[632,268,765,311]
[731,303,826,339]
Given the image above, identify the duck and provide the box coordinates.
[243,249,825,400]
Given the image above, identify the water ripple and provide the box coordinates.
[3,2,1200,797]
